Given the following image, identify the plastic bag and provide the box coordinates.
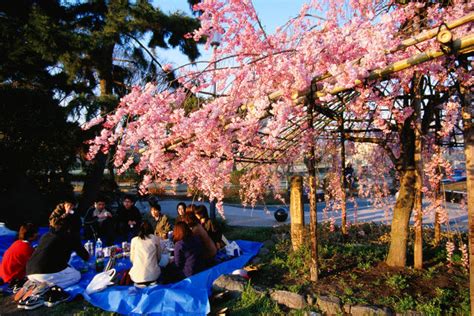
[225,241,241,257]
[85,269,116,295]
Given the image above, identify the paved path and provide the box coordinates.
[135,197,468,231]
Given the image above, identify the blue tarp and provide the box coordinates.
[80,240,261,315]
[0,230,262,315]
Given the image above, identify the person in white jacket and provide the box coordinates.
[129,221,162,285]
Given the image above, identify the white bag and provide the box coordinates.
[85,268,116,295]
[225,241,241,256]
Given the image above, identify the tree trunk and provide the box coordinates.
[460,86,474,316]
[290,175,304,251]
[386,169,416,267]
[79,45,115,214]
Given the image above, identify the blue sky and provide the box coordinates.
[154,0,309,68]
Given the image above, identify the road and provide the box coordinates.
[134,197,468,231]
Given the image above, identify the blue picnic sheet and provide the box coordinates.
[0,229,262,315]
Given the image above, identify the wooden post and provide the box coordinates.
[460,85,474,316]
[339,116,347,234]
[306,95,319,282]
[290,175,304,251]
[414,76,423,269]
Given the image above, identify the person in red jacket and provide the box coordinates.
[0,223,38,283]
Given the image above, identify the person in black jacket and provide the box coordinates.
[84,196,115,245]
[26,217,89,288]
[116,195,142,240]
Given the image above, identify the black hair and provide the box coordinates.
[18,223,38,240]
[150,203,161,212]
[123,194,135,202]
[195,205,209,219]
[176,202,186,211]
[95,195,107,203]
[138,220,154,240]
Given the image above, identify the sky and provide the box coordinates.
[153,0,310,69]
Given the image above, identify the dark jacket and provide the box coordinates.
[26,231,89,275]
[116,205,142,228]
[201,218,223,246]
[174,236,204,278]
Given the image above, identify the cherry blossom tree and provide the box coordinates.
[85,0,472,285]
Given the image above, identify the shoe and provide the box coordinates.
[23,294,45,310]
[14,279,36,301]
[44,286,70,307]
[9,278,26,294]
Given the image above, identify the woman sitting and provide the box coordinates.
[26,217,89,288]
[0,223,38,284]
[129,221,162,285]
[172,222,204,280]
[175,202,186,223]
[182,214,217,264]
[195,205,224,249]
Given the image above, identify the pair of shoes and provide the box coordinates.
[44,286,70,307]
[17,282,50,310]
[14,279,37,301]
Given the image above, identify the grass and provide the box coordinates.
[235,223,469,314]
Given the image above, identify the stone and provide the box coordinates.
[316,295,342,315]
[259,247,270,256]
[212,274,247,297]
[263,239,275,248]
[270,290,307,310]
[306,294,316,306]
[351,305,393,316]
[344,304,351,314]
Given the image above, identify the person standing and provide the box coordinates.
[116,195,142,240]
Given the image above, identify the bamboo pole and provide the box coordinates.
[316,34,474,97]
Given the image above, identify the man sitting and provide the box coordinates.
[26,216,89,288]
[146,203,171,240]
[48,198,81,236]
[116,195,142,240]
[84,196,114,245]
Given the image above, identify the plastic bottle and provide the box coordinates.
[95,238,104,272]
[95,238,103,257]
[85,240,93,256]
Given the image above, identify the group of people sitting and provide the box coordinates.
[0,195,225,309]
[129,203,224,285]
